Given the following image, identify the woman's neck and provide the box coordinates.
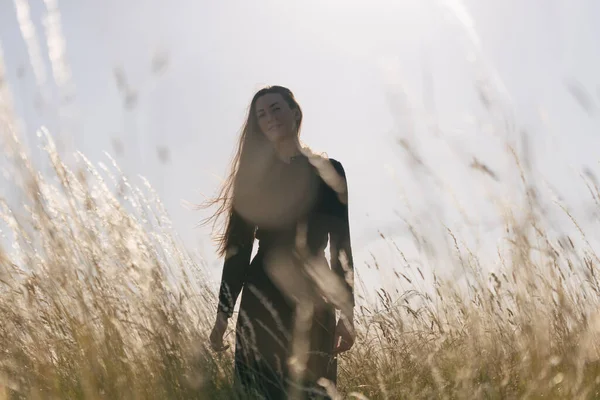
[274,137,301,164]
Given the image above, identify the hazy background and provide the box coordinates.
[1,0,599,301]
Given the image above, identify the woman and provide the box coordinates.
[204,85,355,399]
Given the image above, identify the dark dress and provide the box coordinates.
[216,156,354,399]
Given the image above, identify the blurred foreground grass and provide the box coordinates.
[2,106,600,399]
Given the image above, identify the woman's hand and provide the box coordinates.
[333,313,355,355]
[209,311,230,352]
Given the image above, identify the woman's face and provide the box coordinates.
[254,93,300,143]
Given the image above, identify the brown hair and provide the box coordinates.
[199,85,304,257]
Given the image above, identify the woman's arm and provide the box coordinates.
[216,210,256,318]
[328,160,355,322]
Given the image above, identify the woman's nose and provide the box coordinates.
[267,114,278,126]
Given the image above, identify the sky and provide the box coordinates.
[1,0,600,301]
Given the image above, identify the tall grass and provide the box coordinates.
[2,115,600,400]
[3,38,600,400]
[0,126,240,398]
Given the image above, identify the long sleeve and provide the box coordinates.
[217,210,256,318]
[328,160,355,312]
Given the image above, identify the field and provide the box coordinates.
[2,2,600,394]
[2,91,600,400]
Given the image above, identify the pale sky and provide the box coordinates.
[1,0,599,300]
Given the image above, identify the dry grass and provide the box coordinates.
[1,127,600,400]
[0,128,239,399]
[2,72,600,400]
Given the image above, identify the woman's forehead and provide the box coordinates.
[255,92,285,109]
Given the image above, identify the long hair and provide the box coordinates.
[199,85,304,257]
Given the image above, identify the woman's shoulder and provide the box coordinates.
[301,147,343,171]
[299,146,348,188]
[328,158,346,178]
[315,155,346,181]
[308,156,348,203]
